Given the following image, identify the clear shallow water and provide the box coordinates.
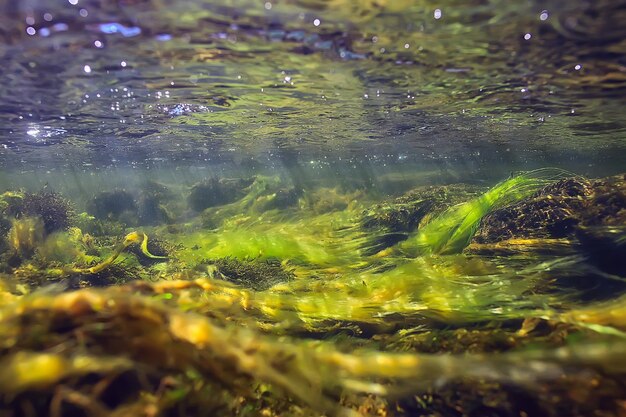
[0,2,626,417]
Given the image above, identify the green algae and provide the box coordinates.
[0,170,625,417]
[399,169,570,255]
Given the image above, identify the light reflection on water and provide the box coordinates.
[0,0,624,177]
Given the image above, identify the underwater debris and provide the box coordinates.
[87,189,138,223]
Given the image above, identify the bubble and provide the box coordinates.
[434,9,442,19]
[524,33,532,40]
[313,19,321,27]
[83,65,92,73]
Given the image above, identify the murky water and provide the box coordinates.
[0,1,625,417]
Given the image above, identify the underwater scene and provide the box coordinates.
[1,0,626,416]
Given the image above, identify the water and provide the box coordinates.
[0,1,625,416]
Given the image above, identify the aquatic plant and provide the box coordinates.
[7,217,45,259]
[35,232,84,264]
[20,191,75,234]
[73,231,166,275]
[399,169,569,255]
[0,282,624,417]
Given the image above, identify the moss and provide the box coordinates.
[361,199,434,232]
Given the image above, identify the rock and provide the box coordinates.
[361,184,484,233]
[577,226,626,276]
[473,175,626,245]
[87,190,138,222]
[187,177,254,212]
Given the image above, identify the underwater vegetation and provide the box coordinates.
[0,170,625,417]
[7,217,45,260]
[1,190,75,235]
[399,169,570,255]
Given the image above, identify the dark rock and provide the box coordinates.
[362,184,483,233]
[137,181,174,225]
[87,190,138,221]
[262,187,303,211]
[187,177,254,212]
[206,257,294,291]
[577,226,626,276]
[473,175,626,244]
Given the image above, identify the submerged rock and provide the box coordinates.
[205,257,294,291]
[137,181,175,225]
[87,189,138,222]
[6,191,75,235]
[187,177,254,212]
[577,226,626,276]
[259,187,303,211]
[361,184,484,233]
[472,174,626,245]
